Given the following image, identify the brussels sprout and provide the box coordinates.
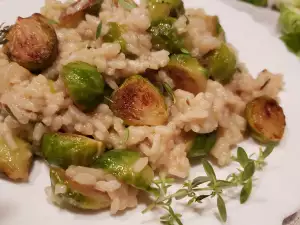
[103,22,128,53]
[41,133,104,169]
[0,136,32,181]
[61,61,105,112]
[275,0,300,9]
[163,54,208,95]
[148,17,185,53]
[205,43,237,84]
[280,32,300,55]
[240,0,268,7]
[279,5,300,34]
[206,16,226,41]
[278,5,300,54]
[187,131,217,159]
[60,0,103,28]
[147,0,185,21]
[245,96,286,143]
[92,149,154,190]
[49,167,111,210]
[111,75,168,126]
[3,13,58,73]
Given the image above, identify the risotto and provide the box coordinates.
[0,0,285,218]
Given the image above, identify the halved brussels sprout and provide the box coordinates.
[50,167,111,210]
[147,0,185,21]
[103,22,129,54]
[240,0,268,7]
[163,54,208,95]
[61,61,105,112]
[278,5,300,54]
[3,13,58,73]
[148,17,185,53]
[59,0,102,28]
[111,75,168,126]
[187,131,217,159]
[92,149,154,190]
[0,136,32,181]
[245,96,286,143]
[205,43,237,84]
[41,133,104,169]
[206,16,226,41]
[103,22,136,58]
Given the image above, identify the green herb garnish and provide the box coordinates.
[143,144,276,224]
[96,21,102,39]
[163,82,176,104]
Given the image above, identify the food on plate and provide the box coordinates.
[49,167,111,209]
[206,15,226,41]
[110,75,168,126]
[0,0,286,223]
[245,96,286,143]
[148,17,185,53]
[103,22,135,57]
[187,130,217,159]
[92,149,154,190]
[163,54,208,94]
[239,0,268,7]
[59,0,102,28]
[41,133,104,169]
[278,3,300,55]
[204,43,237,84]
[0,136,32,181]
[147,0,185,21]
[61,61,105,112]
[1,13,58,73]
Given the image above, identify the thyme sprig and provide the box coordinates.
[143,144,276,224]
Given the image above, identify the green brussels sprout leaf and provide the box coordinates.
[61,61,105,112]
[0,136,32,181]
[187,131,217,159]
[92,149,154,190]
[41,133,104,169]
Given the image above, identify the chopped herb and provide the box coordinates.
[163,82,176,104]
[180,48,190,55]
[122,128,129,144]
[48,80,56,93]
[96,21,102,39]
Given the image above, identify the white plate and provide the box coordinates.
[1,0,300,225]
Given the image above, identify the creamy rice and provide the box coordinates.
[0,0,283,214]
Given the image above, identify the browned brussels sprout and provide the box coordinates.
[163,54,208,95]
[0,136,32,181]
[111,75,168,126]
[3,13,58,73]
[245,96,286,143]
[59,0,103,28]
[49,167,111,210]
[41,133,104,169]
